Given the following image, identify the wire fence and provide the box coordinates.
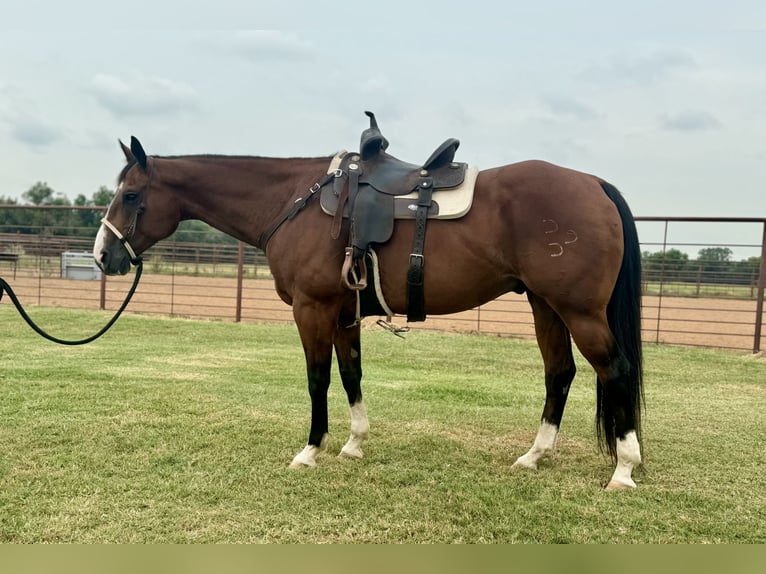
[1,207,764,352]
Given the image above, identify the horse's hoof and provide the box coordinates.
[605,479,636,491]
[339,447,363,460]
[288,459,315,469]
[290,441,327,468]
[511,457,537,470]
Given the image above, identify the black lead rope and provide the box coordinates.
[0,260,143,346]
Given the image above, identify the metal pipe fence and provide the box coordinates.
[1,206,764,352]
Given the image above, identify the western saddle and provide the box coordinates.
[322,111,468,322]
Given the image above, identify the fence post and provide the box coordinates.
[695,265,702,297]
[654,221,669,344]
[170,243,176,316]
[235,241,244,322]
[753,222,766,353]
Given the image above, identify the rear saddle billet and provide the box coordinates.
[319,111,469,322]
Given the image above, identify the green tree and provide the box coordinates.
[696,247,734,284]
[642,248,690,282]
[18,182,69,232]
[22,182,70,206]
[0,195,21,232]
[697,247,733,262]
[731,256,761,286]
[74,186,116,232]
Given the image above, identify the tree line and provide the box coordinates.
[642,247,761,286]
[0,182,234,244]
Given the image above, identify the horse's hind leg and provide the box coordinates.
[514,293,576,470]
[333,322,369,459]
[566,313,642,490]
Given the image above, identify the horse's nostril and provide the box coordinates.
[100,250,109,266]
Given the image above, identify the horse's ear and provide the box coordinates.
[119,139,134,163]
[130,136,148,171]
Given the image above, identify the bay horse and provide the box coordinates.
[93,126,644,490]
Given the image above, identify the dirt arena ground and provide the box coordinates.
[5,272,765,352]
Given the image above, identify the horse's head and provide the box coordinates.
[93,137,181,275]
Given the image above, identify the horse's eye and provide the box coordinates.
[123,191,140,204]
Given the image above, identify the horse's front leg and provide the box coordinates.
[289,299,338,469]
[513,293,576,470]
[334,322,369,459]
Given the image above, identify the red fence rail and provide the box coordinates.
[1,206,764,352]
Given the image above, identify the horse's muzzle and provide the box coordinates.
[96,249,132,275]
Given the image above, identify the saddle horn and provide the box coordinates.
[360,111,389,160]
[365,110,378,129]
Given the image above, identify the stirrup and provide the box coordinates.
[341,247,368,291]
[376,318,409,338]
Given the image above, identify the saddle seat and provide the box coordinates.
[357,111,465,195]
[360,110,459,169]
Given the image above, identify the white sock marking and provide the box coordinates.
[513,420,559,469]
[289,434,328,468]
[340,401,369,459]
[607,430,642,490]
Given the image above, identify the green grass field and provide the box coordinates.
[0,307,764,543]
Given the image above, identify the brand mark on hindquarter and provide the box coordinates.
[542,219,578,257]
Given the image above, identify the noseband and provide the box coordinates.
[100,216,141,264]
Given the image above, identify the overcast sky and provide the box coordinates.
[2,1,765,257]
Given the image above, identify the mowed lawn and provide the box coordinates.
[0,307,764,543]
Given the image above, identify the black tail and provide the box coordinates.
[597,181,644,459]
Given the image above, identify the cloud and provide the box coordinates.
[6,114,63,148]
[581,46,696,85]
[90,73,199,117]
[208,30,314,63]
[0,89,63,148]
[660,110,722,132]
[541,94,600,121]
